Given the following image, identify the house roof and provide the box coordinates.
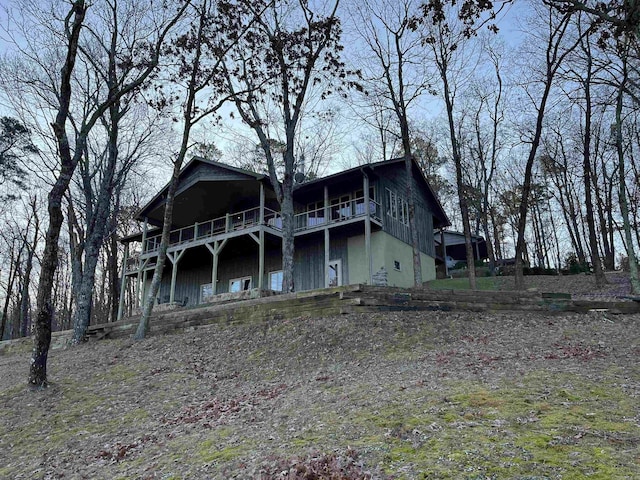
[134,156,270,222]
[133,155,450,228]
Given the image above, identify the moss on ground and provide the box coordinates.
[340,374,639,479]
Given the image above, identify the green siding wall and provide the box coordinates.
[348,230,437,288]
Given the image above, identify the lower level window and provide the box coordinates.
[200,283,213,302]
[230,276,252,293]
[269,270,283,291]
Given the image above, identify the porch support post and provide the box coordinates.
[248,232,265,290]
[259,229,265,290]
[135,265,141,308]
[167,249,186,303]
[259,182,265,224]
[141,217,148,253]
[206,239,228,296]
[441,229,448,276]
[117,243,129,321]
[137,217,149,308]
[137,258,150,308]
[141,268,148,307]
[324,185,330,288]
[363,173,372,284]
[259,182,266,290]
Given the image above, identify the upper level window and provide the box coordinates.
[330,195,352,220]
[307,201,325,226]
[355,186,376,215]
[386,187,409,226]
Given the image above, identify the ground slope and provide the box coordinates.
[1,306,639,479]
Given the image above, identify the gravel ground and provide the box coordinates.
[1,274,639,479]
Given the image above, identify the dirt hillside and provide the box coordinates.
[0,273,638,479]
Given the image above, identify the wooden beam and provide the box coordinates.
[166,248,187,303]
[259,182,265,224]
[169,259,178,304]
[205,239,228,296]
[141,268,148,308]
[324,185,330,288]
[258,229,264,290]
[441,229,448,276]
[117,243,129,321]
[364,173,372,284]
[141,217,148,253]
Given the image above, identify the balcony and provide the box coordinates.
[126,196,382,270]
[141,206,282,255]
[293,196,381,232]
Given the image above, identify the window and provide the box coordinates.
[307,201,325,226]
[394,260,402,271]
[385,187,409,225]
[355,186,376,215]
[400,199,409,226]
[330,195,351,220]
[200,283,214,302]
[269,270,283,291]
[229,276,252,293]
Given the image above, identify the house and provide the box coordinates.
[117,156,449,319]
[435,230,488,273]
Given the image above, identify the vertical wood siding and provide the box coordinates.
[376,164,435,257]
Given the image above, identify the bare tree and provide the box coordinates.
[511,4,588,289]
[1,0,190,387]
[575,21,607,285]
[349,0,430,286]
[223,0,354,292]
[419,3,483,288]
[613,40,640,293]
[135,0,263,339]
[464,38,507,275]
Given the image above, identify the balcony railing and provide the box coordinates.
[294,196,381,232]
[135,198,381,257]
[143,207,282,254]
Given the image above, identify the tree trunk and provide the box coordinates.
[71,238,102,342]
[592,159,615,270]
[403,156,423,286]
[134,160,182,339]
[71,156,119,341]
[281,185,295,292]
[19,249,34,338]
[108,228,120,323]
[615,62,640,294]
[440,62,476,289]
[581,37,606,287]
[0,240,19,341]
[29,1,86,388]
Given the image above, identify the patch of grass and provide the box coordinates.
[426,276,499,291]
[197,443,249,463]
[342,374,639,478]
